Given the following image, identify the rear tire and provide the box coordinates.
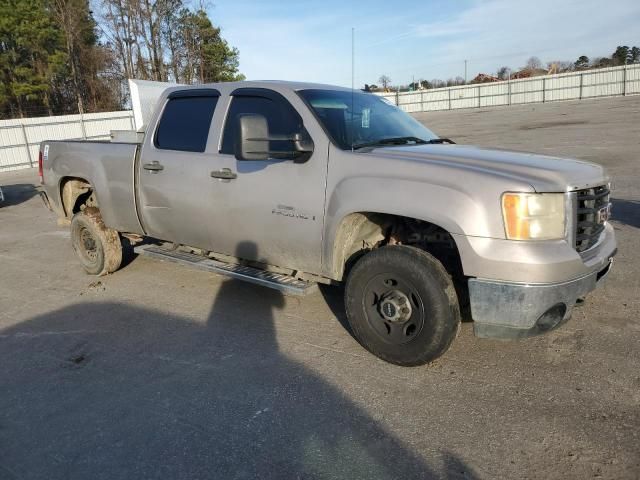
[345,246,460,366]
[70,208,122,276]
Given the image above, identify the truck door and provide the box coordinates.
[205,88,329,273]
[137,89,222,248]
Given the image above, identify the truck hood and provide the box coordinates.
[374,144,608,192]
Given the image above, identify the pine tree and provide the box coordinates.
[612,46,630,66]
[179,10,244,84]
[0,0,118,118]
[574,55,589,70]
[0,0,64,117]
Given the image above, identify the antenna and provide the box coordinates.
[351,27,355,152]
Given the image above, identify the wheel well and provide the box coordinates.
[60,177,97,218]
[334,212,462,276]
[333,212,469,316]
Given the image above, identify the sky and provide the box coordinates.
[210,0,640,87]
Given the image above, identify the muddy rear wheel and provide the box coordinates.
[70,208,122,276]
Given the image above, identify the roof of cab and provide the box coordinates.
[165,80,354,94]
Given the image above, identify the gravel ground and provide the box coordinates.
[0,96,638,479]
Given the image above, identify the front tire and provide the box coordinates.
[70,208,122,276]
[345,246,460,366]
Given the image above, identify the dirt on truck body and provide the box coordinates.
[38,80,616,365]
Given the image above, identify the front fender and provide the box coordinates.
[321,176,495,279]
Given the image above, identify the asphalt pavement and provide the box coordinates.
[0,96,638,479]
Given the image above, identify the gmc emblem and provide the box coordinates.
[597,204,611,224]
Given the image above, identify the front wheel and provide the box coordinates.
[70,208,122,276]
[344,246,460,366]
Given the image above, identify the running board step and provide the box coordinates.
[134,244,318,296]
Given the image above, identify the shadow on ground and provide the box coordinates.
[0,243,481,480]
[0,183,39,208]
[611,198,640,229]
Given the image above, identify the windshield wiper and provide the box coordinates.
[424,138,455,144]
[352,136,455,150]
[352,136,427,150]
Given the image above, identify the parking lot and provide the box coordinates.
[1,96,639,479]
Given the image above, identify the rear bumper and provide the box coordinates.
[469,255,615,339]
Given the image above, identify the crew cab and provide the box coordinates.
[38,81,617,366]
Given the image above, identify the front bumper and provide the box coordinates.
[469,254,615,339]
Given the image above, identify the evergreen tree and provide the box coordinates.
[574,55,590,69]
[0,0,118,118]
[179,10,244,84]
[612,46,630,65]
[1,0,245,118]
[0,0,64,117]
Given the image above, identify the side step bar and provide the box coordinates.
[134,244,318,296]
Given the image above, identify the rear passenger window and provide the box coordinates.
[155,96,218,152]
[220,95,302,155]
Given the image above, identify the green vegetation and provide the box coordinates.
[0,0,243,118]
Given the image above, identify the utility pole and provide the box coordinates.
[351,27,355,151]
[351,27,354,92]
[464,59,467,83]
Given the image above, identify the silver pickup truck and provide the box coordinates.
[39,81,617,366]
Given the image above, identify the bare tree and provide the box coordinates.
[525,56,542,71]
[53,0,120,113]
[99,0,242,86]
[53,0,88,113]
[378,75,391,90]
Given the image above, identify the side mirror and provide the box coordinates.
[235,114,269,161]
[235,113,314,162]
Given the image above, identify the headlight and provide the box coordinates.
[501,192,565,240]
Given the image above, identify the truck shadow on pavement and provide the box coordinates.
[0,249,481,480]
[0,183,39,208]
[610,198,640,229]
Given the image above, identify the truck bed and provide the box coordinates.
[39,140,143,234]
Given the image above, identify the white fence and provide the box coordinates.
[1,64,639,172]
[0,110,134,172]
[379,64,640,113]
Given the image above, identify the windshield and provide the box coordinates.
[299,89,438,150]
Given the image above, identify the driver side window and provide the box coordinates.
[220,95,302,156]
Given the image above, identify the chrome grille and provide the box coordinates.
[575,185,610,252]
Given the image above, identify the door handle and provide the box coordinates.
[210,168,237,180]
[143,161,164,173]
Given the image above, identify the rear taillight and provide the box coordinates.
[38,150,43,184]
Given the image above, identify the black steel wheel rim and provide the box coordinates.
[361,272,426,345]
[77,226,99,264]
